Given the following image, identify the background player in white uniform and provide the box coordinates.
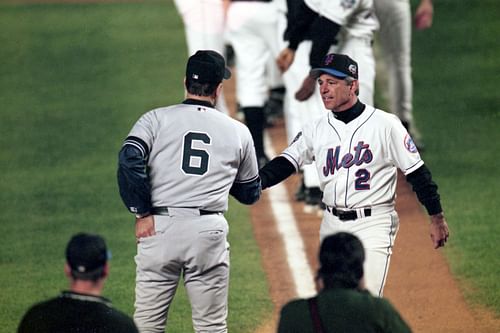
[173,0,231,115]
[259,53,449,296]
[276,0,378,211]
[117,50,261,333]
[226,0,281,167]
[374,0,434,149]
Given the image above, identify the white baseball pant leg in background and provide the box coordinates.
[374,0,413,125]
[134,211,229,333]
[226,1,280,108]
[173,0,230,115]
[334,35,376,106]
[319,210,399,297]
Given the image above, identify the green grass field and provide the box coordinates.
[409,0,500,313]
[0,1,271,332]
[0,0,499,331]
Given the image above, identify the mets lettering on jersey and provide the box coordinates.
[323,141,373,176]
[282,107,423,209]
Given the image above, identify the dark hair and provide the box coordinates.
[185,78,219,97]
[318,232,365,289]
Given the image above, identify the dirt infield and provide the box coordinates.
[219,63,500,331]
[249,121,500,333]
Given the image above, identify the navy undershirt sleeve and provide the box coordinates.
[117,142,152,215]
[406,164,443,215]
[309,17,341,68]
[259,156,296,190]
[286,0,317,50]
[230,178,262,205]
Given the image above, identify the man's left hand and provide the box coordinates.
[429,213,449,249]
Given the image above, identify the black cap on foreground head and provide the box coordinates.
[310,53,358,80]
[186,50,232,84]
[66,233,109,275]
[319,232,365,282]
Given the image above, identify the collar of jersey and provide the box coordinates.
[60,291,112,307]
[332,100,365,124]
[182,99,214,108]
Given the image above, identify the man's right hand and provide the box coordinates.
[277,48,296,72]
[135,215,155,240]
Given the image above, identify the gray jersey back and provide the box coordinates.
[127,103,259,211]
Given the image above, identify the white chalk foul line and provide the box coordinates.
[265,134,316,298]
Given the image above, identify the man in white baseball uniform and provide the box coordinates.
[226,0,282,167]
[276,0,378,211]
[259,53,449,296]
[374,0,434,149]
[117,50,261,332]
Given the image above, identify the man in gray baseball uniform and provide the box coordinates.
[117,50,261,333]
[260,53,449,297]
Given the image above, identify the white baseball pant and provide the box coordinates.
[319,207,399,297]
[374,0,413,125]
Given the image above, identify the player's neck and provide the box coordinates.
[332,100,365,124]
[185,93,216,108]
[69,279,105,297]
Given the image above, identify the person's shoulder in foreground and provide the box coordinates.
[18,292,138,333]
[277,232,412,333]
[278,288,411,333]
[17,233,138,333]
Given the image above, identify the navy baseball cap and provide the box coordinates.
[186,50,231,84]
[66,233,110,275]
[310,53,359,80]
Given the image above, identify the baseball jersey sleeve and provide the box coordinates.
[281,123,317,170]
[229,122,261,204]
[304,0,353,26]
[386,114,424,175]
[117,111,158,215]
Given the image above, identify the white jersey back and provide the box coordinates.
[127,103,259,211]
[304,0,378,39]
[282,106,423,209]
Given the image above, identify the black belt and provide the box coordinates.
[151,207,223,216]
[326,207,371,221]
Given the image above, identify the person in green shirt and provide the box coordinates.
[277,232,412,333]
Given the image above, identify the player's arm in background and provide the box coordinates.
[414,0,433,30]
[276,0,317,72]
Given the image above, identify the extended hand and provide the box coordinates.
[277,48,295,73]
[429,213,449,249]
[135,215,155,240]
[414,0,434,30]
[295,75,316,101]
